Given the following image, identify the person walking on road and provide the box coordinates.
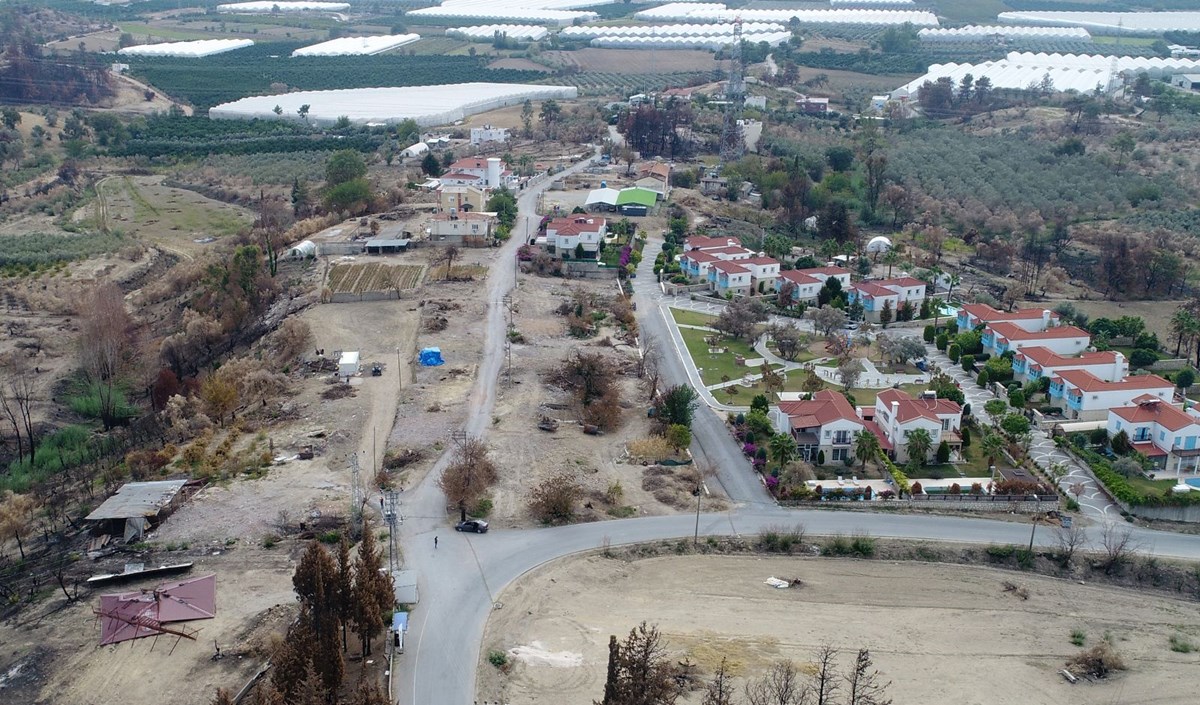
[434,536,438,549]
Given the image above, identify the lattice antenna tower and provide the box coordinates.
[720,17,746,164]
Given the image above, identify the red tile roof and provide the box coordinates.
[877,276,926,288]
[547,216,606,236]
[707,246,753,257]
[798,266,850,277]
[743,256,779,266]
[988,321,1089,341]
[682,250,718,263]
[441,172,483,181]
[685,236,741,250]
[862,419,893,451]
[961,303,1054,322]
[1055,369,1172,393]
[877,388,962,423]
[779,270,821,286]
[852,281,899,298]
[447,157,505,171]
[777,390,862,428]
[1016,346,1117,368]
[1131,441,1169,457]
[1110,398,1200,432]
[711,260,749,274]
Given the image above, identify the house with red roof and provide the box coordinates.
[708,260,753,296]
[542,216,607,259]
[680,245,752,279]
[1049,369,1174,421]
[871,389,963,464]
[956,303,1058,333]
[982,321,1090,357]
[1107,396,1200,474]
[847,276,926,323]
[770,390,866,463]
[776,266,851,305]
[1013,347,1128,384]
[741,256,780,294]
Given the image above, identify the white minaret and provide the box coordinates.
[486,158,502,188]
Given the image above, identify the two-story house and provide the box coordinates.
[1013,347,1127,384]
[956,304,1059,333]
[770,390,865,463]
[425,211,495,247]
[708,260,752,297]
[1108,396,1200,475]
[776,266,852,305]
[1049,369,1174,421]
[869,389,963,464]
[741,256,780,294]
[680,246,753,280]
[848,276,926,323]
[982,322,1090,358]
[542,216,607,259]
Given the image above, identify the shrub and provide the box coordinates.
[816,450,825,466]
[1008,388,1026,409]
[960,354,975,371]
[850,533,876,557]
[923,325,935,343]
[528,474,583,524]
[1000,413,1030,436]
[935,333,948,351]
[822,534,852,556]
[756,524,806,553]
[910,481,923,495]
[947,344,960,363]
[977,369,990,387]
[986,544,1016,559]
[1067,642,1126,679]
[1169,634,1196,653]
[961,426,972,447]
[936,441,951,464]
[472,497,494,517]
[1175,369,1196,389]
[1130,348,1159,368]
[487,650,510,670]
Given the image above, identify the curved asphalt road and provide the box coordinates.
[392,181,1200,705]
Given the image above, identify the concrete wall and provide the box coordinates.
[1150,358,1189,372]
[318,242,365,256]
[564,261,620,280]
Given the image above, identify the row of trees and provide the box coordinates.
[599,622,891,705]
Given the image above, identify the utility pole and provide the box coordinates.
[1027,497,1040,553]
[503,293,514,381]
[383,489,401,572]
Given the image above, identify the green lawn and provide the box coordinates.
[921,444,996,479]
[1126,474,1178,496]
[678,327,763,385]
[670,308,717,328]
[766,342,819,364]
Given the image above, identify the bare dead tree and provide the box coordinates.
[1099,523,1142,574]
[1055,523,1087,568]
[744,660,809,705]
[0,360,37,465]
[844,649,891,705]
[437,438,499,522]
[812,645,841,705]
[702,658,736,705]
[78,282,135,430]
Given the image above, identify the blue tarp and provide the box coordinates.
[419,347,444,366]
[392,611,409,633]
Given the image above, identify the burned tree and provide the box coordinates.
[437,438,499,522]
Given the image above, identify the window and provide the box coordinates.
[832,448,848,461]
[833,431,851,445]
[942,419,951,431]
[824,430,830,438]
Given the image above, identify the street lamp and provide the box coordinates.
[1027,495,1040,553]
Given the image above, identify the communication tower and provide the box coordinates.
[720,18,746,163]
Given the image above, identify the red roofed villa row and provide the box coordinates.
[957,303,1058,333]
[684,235,742,251]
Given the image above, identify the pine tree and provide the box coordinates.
[336,535,354,652]
[352,519,395,657]
[601,634,621,705]
[294,661,326,705]
[270,618,313,702]
[210,688,234,705]
[249,681,286,705]
[351,678,391,705]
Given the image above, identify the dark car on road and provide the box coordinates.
[455,519,489,533]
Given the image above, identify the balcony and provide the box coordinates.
[1066,394,1082,410]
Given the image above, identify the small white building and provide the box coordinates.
[400,141,429,158]
[470,125,509,145]
[771,390,866,464]
[982,322,1090,357]
[1050,369,1174,422]
[1013,347,1127,384]
[871,389,964,464]
[1108,396,1200,474]
[744,95,767,109]
[541,215,607,259]
[339,351,361,380]
[1172,73,1200,92]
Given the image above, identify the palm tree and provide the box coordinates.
[980,432,1004,467]
[905,428,934,466]
[769,433,798,471]
[854,431,880,469]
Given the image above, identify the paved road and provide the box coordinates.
[392,210,1200,705]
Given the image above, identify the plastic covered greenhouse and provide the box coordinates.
[210,83,578,127]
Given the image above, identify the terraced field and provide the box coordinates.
[326,262,423,296]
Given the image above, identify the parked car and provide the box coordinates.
[455,519,489,533]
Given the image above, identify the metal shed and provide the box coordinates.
[365,238,410,254]
[86,480,189,542]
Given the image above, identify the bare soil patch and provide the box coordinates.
[487,57,554,73]
[480,553,1200,705]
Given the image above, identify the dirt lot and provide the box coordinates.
[480,553,1200,705]
[483,273,723,526]
[541,48,722,75]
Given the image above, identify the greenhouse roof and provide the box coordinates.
[616,188,658,207]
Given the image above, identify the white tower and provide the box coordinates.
[486,157,502,188]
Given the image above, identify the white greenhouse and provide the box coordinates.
[447,25,549,42]
[830,0,914,5]
[408,0,599,26]
[292,34,421,56]
[635,3,938,26]
[209,83,578,127]
[893,52,1200,100]
[560,22,785,40]
[998,11,1200,35]
[919,26,1091,43]
[217,1,350,13]
[591,31,792,50]
[117,39,255,57]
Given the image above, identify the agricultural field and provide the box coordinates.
[325,262,424,298]
[541,48,723,74]
[83,175,254,256]
[551,71,717,97]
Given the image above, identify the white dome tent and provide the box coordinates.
[865,236,892,254]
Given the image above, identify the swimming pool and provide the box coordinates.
[1185,478,1200,489]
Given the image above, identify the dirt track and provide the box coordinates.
[480,553,1200,705]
